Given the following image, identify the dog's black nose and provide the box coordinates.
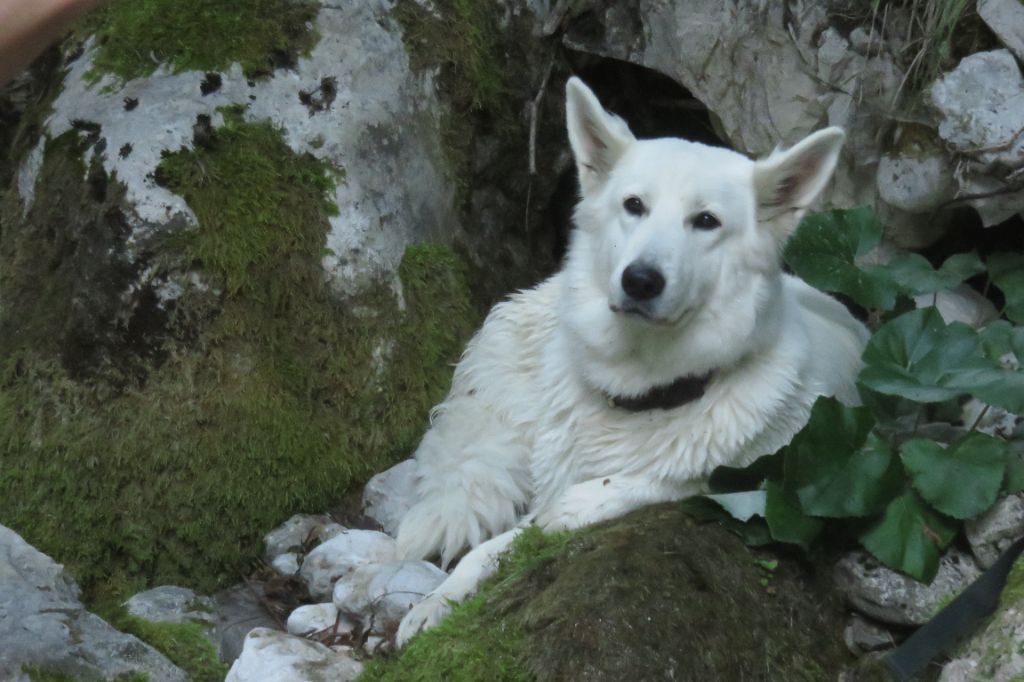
[621,263,665,301]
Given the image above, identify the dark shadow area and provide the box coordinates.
[922,207,1024,310]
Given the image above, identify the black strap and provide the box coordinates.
[607,372,712,411]
[883,536,1024,681]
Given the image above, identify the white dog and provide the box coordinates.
[394,78,869,646]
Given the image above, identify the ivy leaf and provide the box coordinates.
[765,480,823,549]
[860,307,984,402]
[785,398,902,517]
[784,207,897,309]
[859,489,957,582]
[945,363,1024,414]
[941,322,1024,413]
[865,252,985,296]
[1005,444,1024,494]
[900,435,1008,519]
[978,321,1024,362]
[988,252,1024,324]
[679,496,773,546]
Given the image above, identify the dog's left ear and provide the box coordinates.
[753,127,845,214]
[566,77,636,193]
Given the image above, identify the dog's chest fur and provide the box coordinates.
[452,273,821,509]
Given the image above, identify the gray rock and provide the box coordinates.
[332,559,446,632]
[0,524,188,681]
[263,513,345,563]
[967,494,1024,569]
[877,150,957,213]
[914,285,999,329]
[210,583,279,664]
[225,627,363,682]
[939,597,1024,681]
[561,0,902,211]
[979,0,1024,62]
[300,530,397,600]
[362,460,419,536]
[958,174,1024,228]
[930,50,1024,226]
[18,0,459,302]
[843,614,896,655]
[124,585,216,626]
[961,399,1023,442]
[835,550,981,626]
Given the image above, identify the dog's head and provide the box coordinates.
[560,77,845,394]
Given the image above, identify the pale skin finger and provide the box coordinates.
[0,0,106,86]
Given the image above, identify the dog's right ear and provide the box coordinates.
[566,77,635,193]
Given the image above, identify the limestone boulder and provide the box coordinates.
[0,525,187,681]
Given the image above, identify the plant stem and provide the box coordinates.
[969,404,992,433]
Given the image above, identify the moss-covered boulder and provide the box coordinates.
[0,0,559,603]
[0,98,479,596]
[362,505,854,681]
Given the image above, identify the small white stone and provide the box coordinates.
[225,628,363,682]
[300,530,397,600]
[332,560,446,631]
[286,603,352,637]
[263,514,345,563]
[362,460,419,536]
[271,553,300,575]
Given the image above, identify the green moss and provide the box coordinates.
[391,0,510,198]
[22,666,148,682]
[22,667,82,682]
[79,0,320,82]
[0,113,478,597]
[0,128,140,378]
[99,608,227,682]
[998,557,1024,608]
[363,506,853,682]
[360,528,569,682]
[158,106,340,295]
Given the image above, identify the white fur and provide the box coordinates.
[394,78,869,646]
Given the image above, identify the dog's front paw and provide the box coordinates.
[395,592,453,648]
[532,477,639,532]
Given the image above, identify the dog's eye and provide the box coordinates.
[692,211,721,230]
[623,197,645,216]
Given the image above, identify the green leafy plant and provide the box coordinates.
[699,206,1024,582]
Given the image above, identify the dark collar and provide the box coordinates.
[607,372,712,411]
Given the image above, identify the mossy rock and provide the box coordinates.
[78,0,320,82]
[0,107,479,599]
[99,607,227,682]
[363,504,854,681]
